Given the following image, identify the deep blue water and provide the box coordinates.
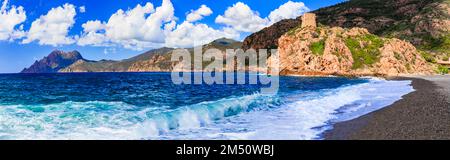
[0,73,413,140]
[0,73,366,106]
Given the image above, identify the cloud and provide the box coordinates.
[215,2,268,33]
[268,1,309,24]
[165,21,239,48]
[186,4,212,22]
[22,3,76,46]
[165,5,239,48]
[82,20,105,33]
[215,1,309,33]
[105,0,175,47]
[0,0,26,41]
[78,0,176,50]
[77,31,108,47]
[77,20,109,47]
[79,6,86,13]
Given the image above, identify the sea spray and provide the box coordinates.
[144,93,275,134]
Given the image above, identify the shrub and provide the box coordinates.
[362,34,384,47]
[420,34,450,55]
[310,39,325,55]
[345,34,384,69]
[437,65,449,74]
[287,25,301,36]
[394,52,402,60]
[443,56,449,61]
[420,51,436,63]
[405,63,411,71]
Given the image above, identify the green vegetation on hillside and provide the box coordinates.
[310,39,325,55]
[419,50,437,63]
[394,52,403,60]
[286,26,301,36]
[418,34,450,55]
[437,65,449,74]
[345,34,384,69]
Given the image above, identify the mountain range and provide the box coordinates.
[21,0,450,75]
[22,38,242,73]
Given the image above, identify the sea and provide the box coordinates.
[0,72,413,140]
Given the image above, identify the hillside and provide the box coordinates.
[60,47,174,72]
[59,38,242,73]
[270,25,433,76]
[21,50,84,73]
[128,38,243,72]
[243,0,450,62]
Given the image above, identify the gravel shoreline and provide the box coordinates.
[325,75,450,140]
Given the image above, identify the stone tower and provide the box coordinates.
[301,13,316,28]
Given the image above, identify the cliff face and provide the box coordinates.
[127,53,174,72]
[243,0,449,60]
[272,26,433,76]
[21,50,84,73]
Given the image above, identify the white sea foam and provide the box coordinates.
[176,83,366,140]
[161,78,413,140]
[0,101,158,140]
[332,79,414,123]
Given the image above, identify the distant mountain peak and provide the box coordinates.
[21,50,85,73]
[47,50,83,60]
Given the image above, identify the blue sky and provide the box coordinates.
[0,0,346,73]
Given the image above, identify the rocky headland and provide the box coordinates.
[271,24,433,76]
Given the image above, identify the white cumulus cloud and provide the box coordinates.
[268,1,309,24]
[165,5,239,48]
[215,1,310,33]
[77,20,109,46]
[0,0,26,41]
[82,20,105,33]
[165,21,239,48]
[186,4,212,22]
[215,2,268,33]
[78,0,176,50]
[77,31,108,47]
[22,3,77,46]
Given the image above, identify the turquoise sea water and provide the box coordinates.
[0,73,413,139]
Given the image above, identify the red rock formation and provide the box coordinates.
[271,26,433,76]
[21,50,84,73]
